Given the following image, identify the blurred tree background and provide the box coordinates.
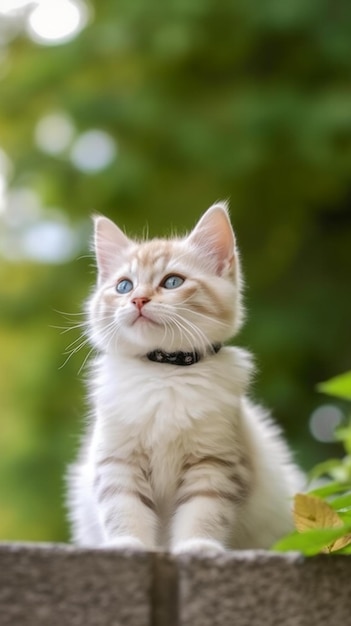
[0,0,350,542]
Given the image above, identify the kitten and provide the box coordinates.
[67,202,304,553]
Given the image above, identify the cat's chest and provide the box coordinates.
[98,364,214,443]
[93,349,251,447]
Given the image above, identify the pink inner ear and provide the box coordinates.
[188,204,235,275]
[94,216,131,280]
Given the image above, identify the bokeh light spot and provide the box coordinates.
[70,130,117,173]
[26,0,88,46]
[0,0,32,14]
[309,404,344,443]
[22,219,80,263]
[35,112,75,155]
[3,187,41,225]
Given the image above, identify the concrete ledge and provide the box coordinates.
[0,543,350,625]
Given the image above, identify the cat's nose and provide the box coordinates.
[132,297,151,311]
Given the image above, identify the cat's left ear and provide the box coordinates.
[187,202,236,276]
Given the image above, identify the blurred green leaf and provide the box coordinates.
[308,459,343,482]
[273,524,351,555]
[309,481,351,499]
[334,425,351,456]
[329,493,351,510]
[317,372,351,401]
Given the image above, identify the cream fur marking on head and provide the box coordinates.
[67,202,304,552]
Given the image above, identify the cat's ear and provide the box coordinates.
[93,215,132,281]
[187,202,236,276]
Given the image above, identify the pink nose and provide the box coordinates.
[132,297,150,311]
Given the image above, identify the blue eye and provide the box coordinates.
[116,279,133,294]
[162,275,184,290]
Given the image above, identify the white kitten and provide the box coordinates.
[67,202,304,552]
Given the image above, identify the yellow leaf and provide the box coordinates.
[293,493,343,532]
[329,533,351,553]
[293,493,351,553]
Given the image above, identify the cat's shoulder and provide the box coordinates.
[211,345,254,392]
[217,345,254,373]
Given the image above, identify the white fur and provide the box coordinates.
[67,204,304,552]
[68,347,304,550]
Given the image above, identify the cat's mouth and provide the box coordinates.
[132,311,158,326]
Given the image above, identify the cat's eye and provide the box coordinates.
[162,275,184,290]
[116,278,133,294]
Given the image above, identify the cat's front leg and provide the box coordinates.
[171,454,251,554]
[93,453,158,550]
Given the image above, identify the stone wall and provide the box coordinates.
[0,543,350,625]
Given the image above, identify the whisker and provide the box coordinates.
[170,312,212,354]
[59,315,118,372]
[77,345,96,375]
[158,311,206,355]
[51,322,89,335]
[172,305,230,328]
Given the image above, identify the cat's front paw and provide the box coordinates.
[172,538,225,555]
[106,536,146,551]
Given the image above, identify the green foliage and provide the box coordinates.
[273,373,351,555]
[317,372,351,402]
[274,524,351,557]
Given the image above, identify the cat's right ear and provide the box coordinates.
[93,215,132,282]
[187,202,236,277]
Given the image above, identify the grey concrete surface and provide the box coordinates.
[0,542,152,626]
[177,550,351,626]
[0,543,350,626]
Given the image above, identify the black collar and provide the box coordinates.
[146,343,221,366]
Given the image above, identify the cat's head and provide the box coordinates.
[88,202,244,357]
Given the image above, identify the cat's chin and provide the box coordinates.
[112,328,197,358]
[113,326,166,355]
